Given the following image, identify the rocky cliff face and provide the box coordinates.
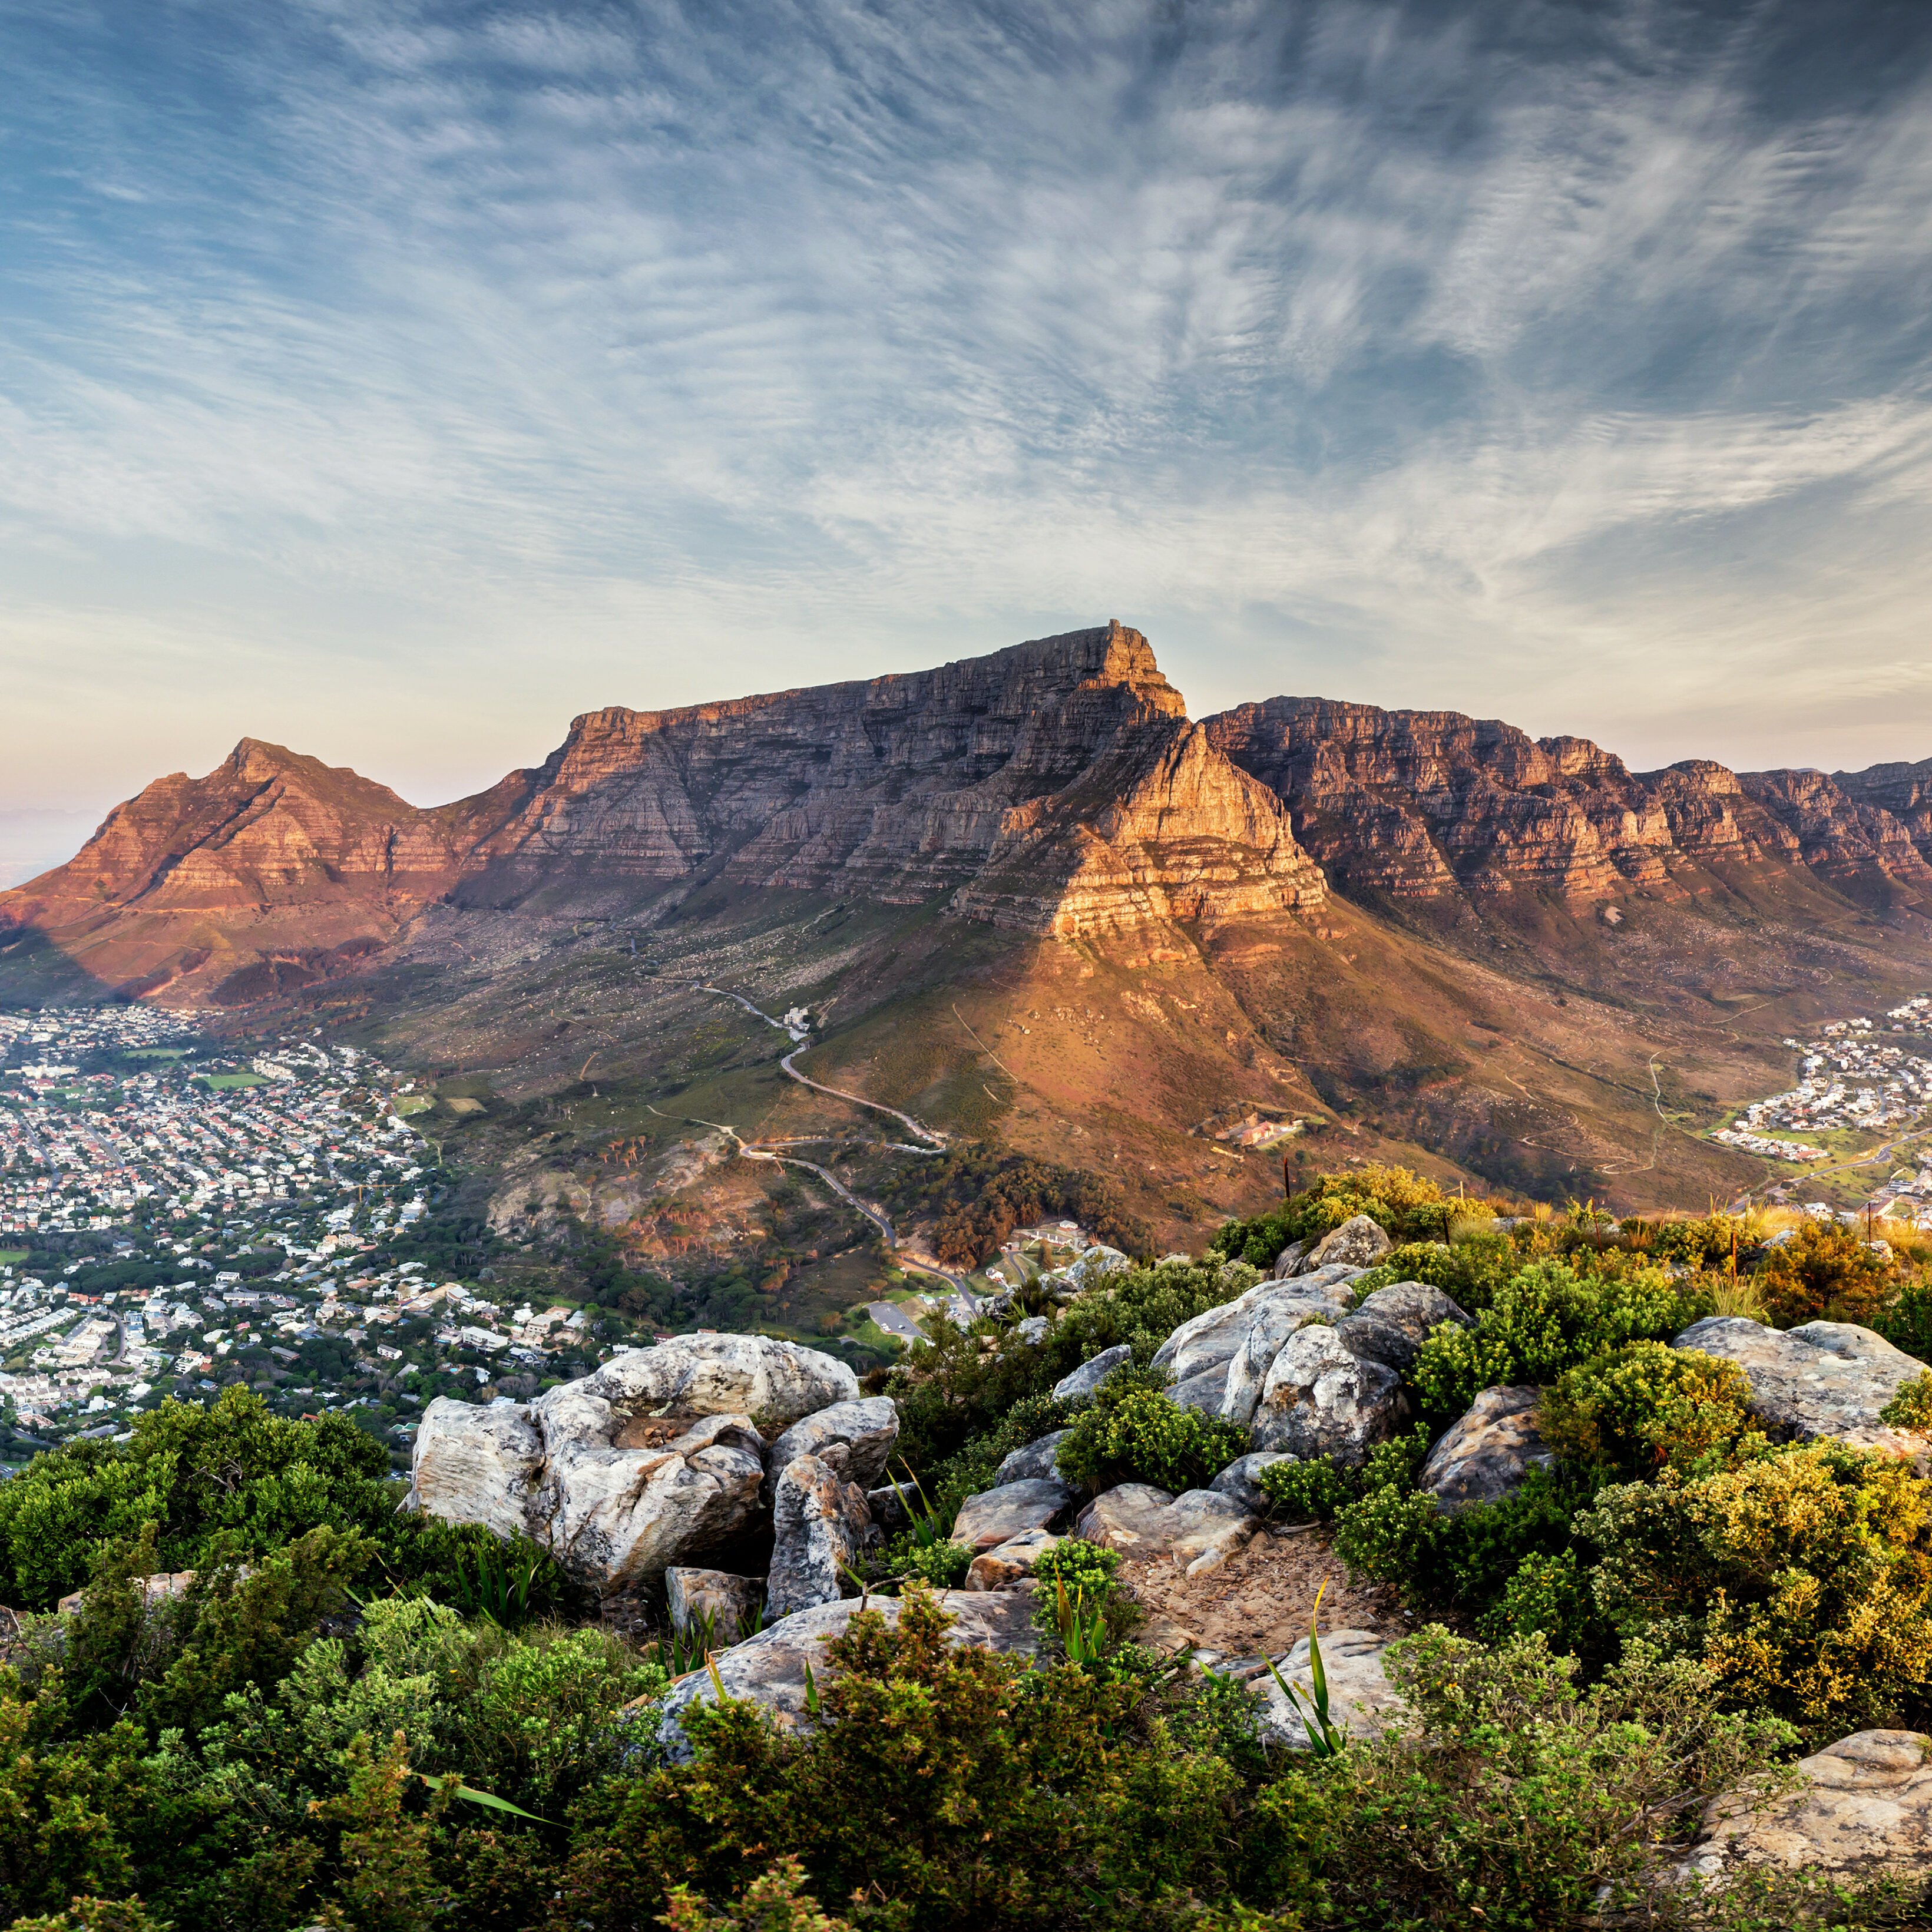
[0,625,1325,997]
[1203,697,1932,906]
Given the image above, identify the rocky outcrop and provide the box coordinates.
[764,1397,900,1500]
[994,1431,1073,1486]
[1072,1483,1261,1574]
[1209,1451,1292,1515]
[952,1478,1079,1550]
[1250,1325,1407,1463]
[1150,1270,1359,1422]
[656,1590,1040,1761]
[767,1454,879,1616]
[1297,1215,1391,1275]
[410,1335,862,1593]
[666,1567,765,1637]
[1052,1345,1134,1404]
[1672,1318,1930,1457]
[1419,1385,1554,1511]
[1676,1729,1932,1888]
[1253,1629,1404,1750]
[1338,1282,1470,1374]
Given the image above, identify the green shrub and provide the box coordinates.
[1054,1371,1248,1493]
[891,1537,973,1591]
[1754,1219,1895,1326]
[1408,1260,1703,1426]
[1256,1457,1358,1523]
[1030,1540,1120,1601]
[1580,1440,1932,1738]
[1875,1281,1932,1362]
[1344,1235,1514,1311]
[1879,1369,1932,1433]
[1647,1212,1756,1269]
[1209,1164,1458,1271]
[1539,1343,1756,1479]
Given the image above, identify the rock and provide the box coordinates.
[1014,1315,1050,1344]
[1269,1240,1308,1279]
[538,1411,767,1593]
[1253,1629,1403,1749]
[1218,1282,1358,1427]
[993,1430,1072,1486]
[1051,1344,1134,1403]
[1295,1215,1391,1275]
[1073,1482,1176,1553]
[1676,1729,1932,1888]
[1162,1489,1263,1574]
[1209,1451,1292,1514]
[1169,1365,1238,1413]
[764,1397,900,1500]
[1250,1324,1408,1464]
[965,1528,1060,1591]
[1041,1245,1132,1299]
[1336,1282,1470,1372]
[567,1334,858,1431]
[767,1454,879,1617]
[865,1484,914,1536]
[665,1567,765,1639]
[656,1590,1041,1760]
[1420,1386,1554,1511]
[1152,1271,1357,1384]
[410,1398,547,1544]
[1673,1317,1930,1456]
[57,1569,197,1619]
[951,1477,1078,1550]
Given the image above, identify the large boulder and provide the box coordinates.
[1072,1483,1260,1574]
[764,1397,900,1500]
[951,1477,1078,1550]
[994,1430,1073,1486]
[666,1567,765,1639]
[1250,1324,1408,1463]
[1296,1215,1391,1275]
[1151,1272,1359,1424]
[656,1590,1040,1760]
[1673,1318,1930,1456]
[1253,1629,1403,1749]
[1337,1282,1470,1372]
[1419,1385,1553,1512]
[767,1454,879,1616]
[965,1528,1059,1592]
[1051,1345,1133,1403]
[410,1399,547,1543]
[1209,1451,1292,1515]
[565,1334,858,1431]
[1675,1729,1932,1888]
[1073,1482,1176,1553]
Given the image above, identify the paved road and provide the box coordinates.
[865,1301,926,1342]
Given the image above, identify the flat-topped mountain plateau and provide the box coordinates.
[11,621,1932,1237]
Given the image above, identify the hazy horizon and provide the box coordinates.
[5,1,1931,821]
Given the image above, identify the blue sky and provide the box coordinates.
[4,0,1931,848]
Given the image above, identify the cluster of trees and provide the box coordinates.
[877,1144,1149,1268]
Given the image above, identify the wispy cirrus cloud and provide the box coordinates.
[1,0,1930,826]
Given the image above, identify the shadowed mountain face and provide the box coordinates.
[0,624,1325,1003]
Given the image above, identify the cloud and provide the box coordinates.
[0,0,1930,807]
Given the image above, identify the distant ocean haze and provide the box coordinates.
[0,808,102,889]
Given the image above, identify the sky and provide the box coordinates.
[4,0,1932,868]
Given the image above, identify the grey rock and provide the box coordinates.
[1210,1451,1292,1515]
[410,1398,547,1544]
[1152,1272,1355,1384]
[1253,1629,1403,1749]
[1073,1481,1176,1553]
[1675,1729,1932,1888]
[865,1484,914,1536]
[1420,1386,1554,1512]
[564,1333,858,1432]
[767,1453,878,1616]
[765,1397,900,1501]
[665,1567,765,1639]
[1674,1317,1930,1457]
[1014,1315,1050,1344]
[1040,1245,1132,1300]
[1051,1344,1134,1403]
[965,1528,1060,1591]
[1295,1215,1391,1275]
[1269,1240,1308,1279]
[993,1430,1072,1487]
[657,1591,1041,1759]
[1219,1291,1345,1427]
[1336,1282,1471,1372]
[952,1477,1077,1549]
[1250,1324,1407,1464]
[1169,1364,1238,1414]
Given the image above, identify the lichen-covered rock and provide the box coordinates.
[409,1398,547,1543]
[1675,1729,1932,1887]
[767,1454,879,1617]
[1073,1482,1176,1553]
[665,1567,765,1638]
[1151,1271,1360,1422]
[1268,1240,1308,1279]
[994,1430,1073,1487]
[537,1412,767,1592]
[1051,1345,1133,1404]
[1419,1385,1553,1511]
[765,1397,900,1500]
[965,1528,1059,1591]
[1219,1283,1358,1427]
[1253,1629,1402,1749]
[1160,1489,1262,1574]
[1250,1324,1407,1463]
[1336,1282,1471,1372]
[567,1334,858,1432]
[656,1591,1041,1760]
[1041,1245,1132,1299]
[1296,1215,1391,1275]
[1673,1318,1930,1456]
[952,1477,1078,1550]
[1209,1451,1292,1514]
